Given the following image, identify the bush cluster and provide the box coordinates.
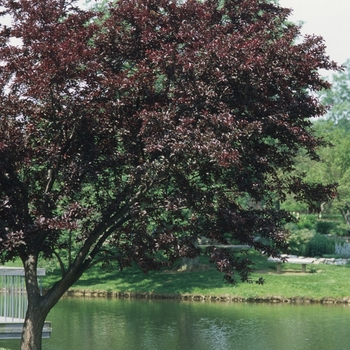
[315,221,336,234]
[288,231,336,257]
[296,215,316,230]
[304,234,335,257]
[287,228,315,256]
[286,214,350,257]
[292,215,348,237]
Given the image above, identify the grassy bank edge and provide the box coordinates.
[41,251,350,303]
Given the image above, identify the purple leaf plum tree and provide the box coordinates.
[0,0,339,348]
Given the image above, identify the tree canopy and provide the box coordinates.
[0,0,339,348]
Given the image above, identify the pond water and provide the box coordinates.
[1,298,350,350]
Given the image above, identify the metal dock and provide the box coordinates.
[0,267,52,339]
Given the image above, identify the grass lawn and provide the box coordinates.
[42,251,350,300]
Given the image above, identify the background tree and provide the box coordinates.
[293,119,350,225]
[318,61,350,224]
[0,0,339,348]
[320,58,350,129]
[286,62,350,224]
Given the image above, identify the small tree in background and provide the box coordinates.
[0,0,339,348]
[320,59,350,127]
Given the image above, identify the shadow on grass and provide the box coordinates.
[73,264,229,294]
[45,251,322,294]
[44,259,236,295]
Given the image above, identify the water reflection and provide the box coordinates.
[0,298,349,349]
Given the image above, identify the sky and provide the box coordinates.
[278,0,350,69]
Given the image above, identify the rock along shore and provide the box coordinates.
[61,289,350,305]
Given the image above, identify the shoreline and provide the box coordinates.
[62,289,350,304]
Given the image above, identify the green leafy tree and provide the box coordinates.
[316,63,350,224]
[0,0,339,348]
[304,120,350,225]
[320,58,350,129]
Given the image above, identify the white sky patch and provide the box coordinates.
[278,0,350,70]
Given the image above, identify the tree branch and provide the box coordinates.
[52,250,66,277]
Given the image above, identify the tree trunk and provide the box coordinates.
[340,205,350,226]
[21,301,50,350]
[19,253,87,349]
[20,253,49,350]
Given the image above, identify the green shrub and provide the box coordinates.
[315,220,337,235]
[287,228,315,256]
[314,220,349,237]
[296,215,317,230]
[305,234,335,257]
[329,223,350,237]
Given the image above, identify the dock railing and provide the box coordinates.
[0,267,45,322]
[0,267,51,339]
